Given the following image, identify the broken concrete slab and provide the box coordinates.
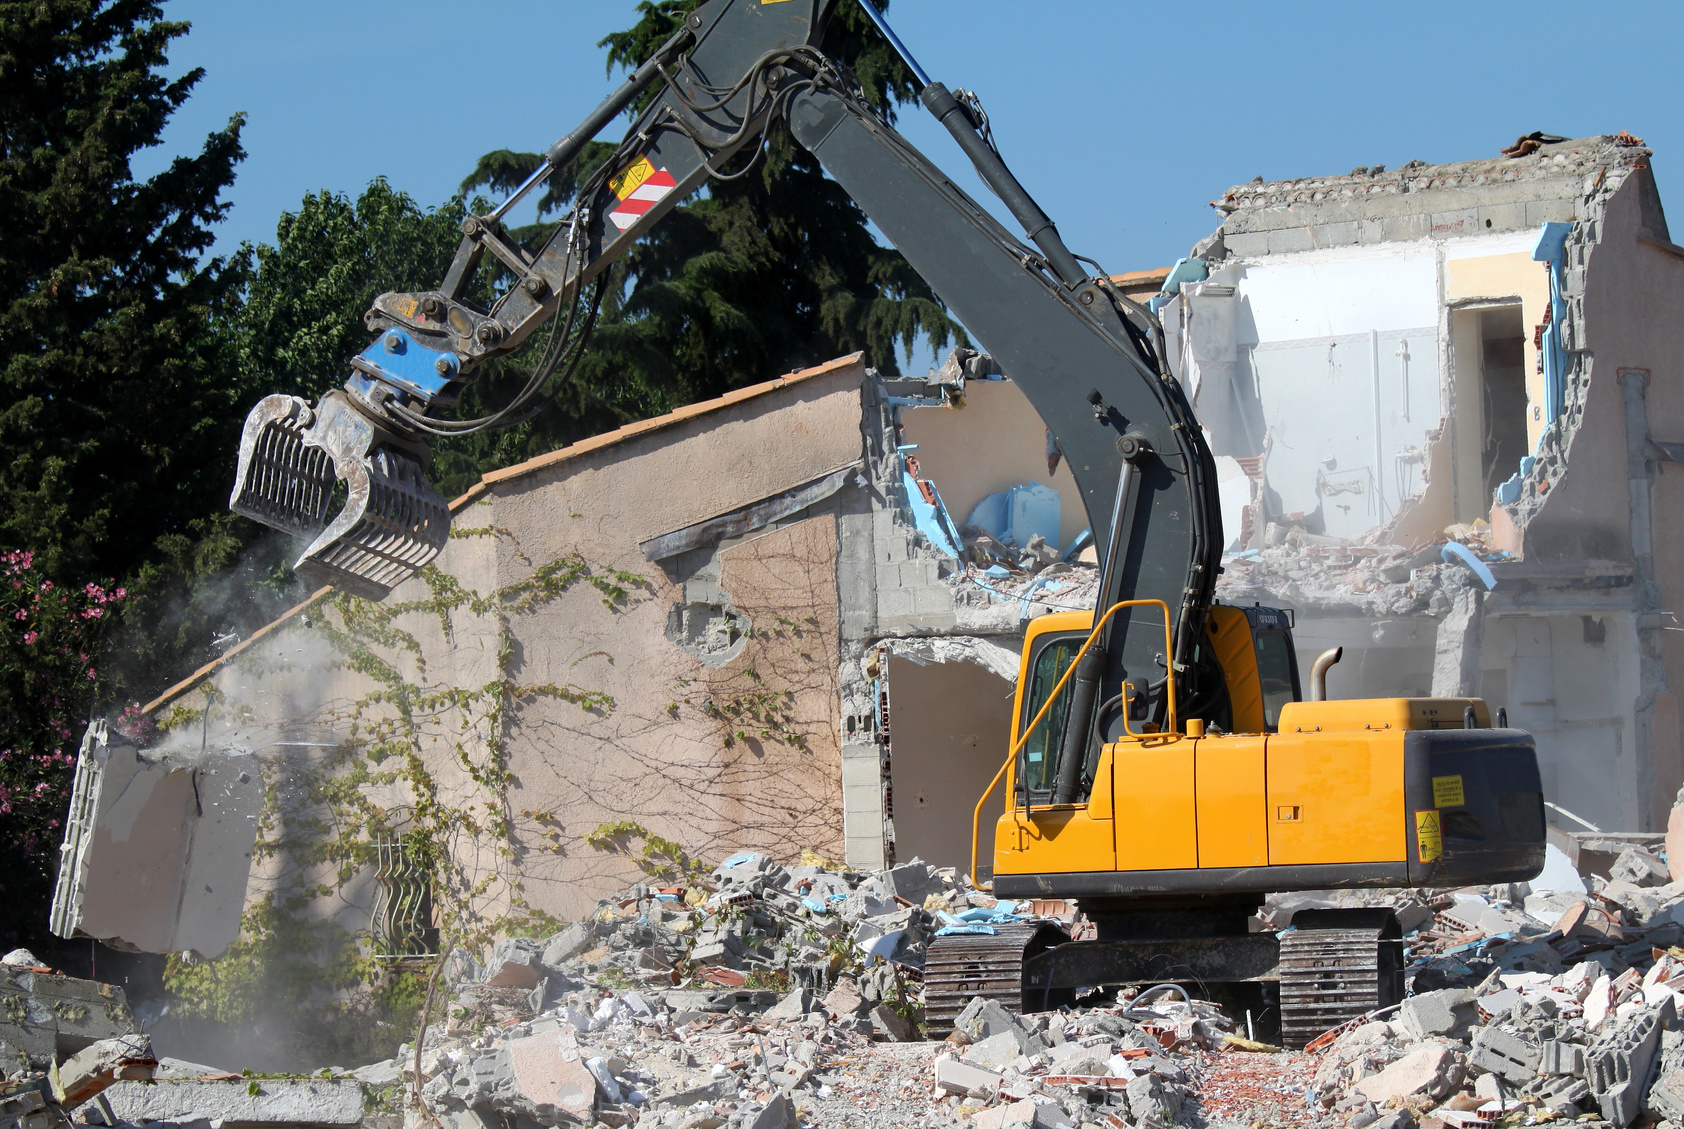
[1354,1044,1462,1103]
[49,1033,154,1107]
[934,1056,1003,1097]
[1470,1027,1541,1086]
[103,1077,365,1125]
[50,721,261,959]
[1396,989,1476,1041]
[0,966,135,1067]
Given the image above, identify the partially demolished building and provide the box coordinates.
[1181,132,1684,836]
[50,134,1684,961]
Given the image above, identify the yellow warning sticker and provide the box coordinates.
[1415,809,1443,863]
[1432,774,1465,807]
[608,156,656,201]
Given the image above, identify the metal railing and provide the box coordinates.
[969,600,1176,886]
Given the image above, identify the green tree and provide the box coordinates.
[0,0,246,938]
[0,0,246,581]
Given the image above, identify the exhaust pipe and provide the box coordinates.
[1309,646,1343,702]
[230,391,449,600]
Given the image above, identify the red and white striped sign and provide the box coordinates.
[607,156,677,233]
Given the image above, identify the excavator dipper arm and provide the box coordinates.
[230,0,1224,750]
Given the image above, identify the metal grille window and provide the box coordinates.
[371,838,437,959]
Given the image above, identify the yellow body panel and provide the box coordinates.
[992,803,1115,875]
[1087,748,1115,820]
[1112,739,1197,870]
[1265,730,1405,864]
[1207,605,1265,734]
[990,608,1477,882]
[1278,697,1489,733]
[1194,735,1267,867]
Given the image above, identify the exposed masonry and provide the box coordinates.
[836,359,1102,870]
[1176,134,1684,832]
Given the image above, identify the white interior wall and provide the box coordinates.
[884,654,1017,877]
[1482,612,1641,832]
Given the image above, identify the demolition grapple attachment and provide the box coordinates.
[230,392,449,601]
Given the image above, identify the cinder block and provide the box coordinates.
[1538,1039,1584,1077]
[1584,1008,1661,1100]
[839,756,880,790]
[1222,231,1270,259]
[876,588,914,619]
[1470,1026,1541,1085]
[1429,208,1478,238]
[1376,212,1428,243]
[1310,221,1358,247]
[1528,199,1577,225]
[1602,1080,1639,1127]
[1476,201,1530,233]
[1266,226,1314,254]
[935,1056,1003,1096]
[1398,988,1476,1040]
[842,807,882,842]
[909,586,955,617]
[1356,218,1386,244]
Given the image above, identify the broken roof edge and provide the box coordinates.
[476,351,866,490]
[142,352,869,718]
[1211,133,1652,217]
[142,585,335,716]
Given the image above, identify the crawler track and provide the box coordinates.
[1277,911,1403,1048]
[921,922,1067,1034]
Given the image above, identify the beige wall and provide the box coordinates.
[159,360,868,928]
[899,379,1089,551]
[1576,169,1684,825]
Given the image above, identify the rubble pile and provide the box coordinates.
[26,839,1684,1128]
[1218,524,1502,619]
[361,853,1231,1129]
[1302,840,1684,1128]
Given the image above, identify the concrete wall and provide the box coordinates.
[146,357,869,932]
[1481,612,1642,832]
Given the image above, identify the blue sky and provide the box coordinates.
[149,1,1682,369]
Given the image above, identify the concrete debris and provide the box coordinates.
[49,720,262,960]
[26,836,1684,1128]
[1294,835,1684,1128]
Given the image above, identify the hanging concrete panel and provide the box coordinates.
[50,721,262,958]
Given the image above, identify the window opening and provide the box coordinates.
[371,835,437,959]
[1254,630,1298,732]
[1478,307,1529,506]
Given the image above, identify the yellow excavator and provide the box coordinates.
[223,0,1545,1044]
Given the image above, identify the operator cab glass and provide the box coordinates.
[1017,634,1080,802]
[1243,604,1302,732]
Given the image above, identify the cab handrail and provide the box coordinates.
[969,599,1175,888]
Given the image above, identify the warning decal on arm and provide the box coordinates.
[1415,809,1443,863]
[1432,775,1465,807]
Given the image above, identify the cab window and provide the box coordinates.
[1018,636,1079,798]
[1254,628,1297,731]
